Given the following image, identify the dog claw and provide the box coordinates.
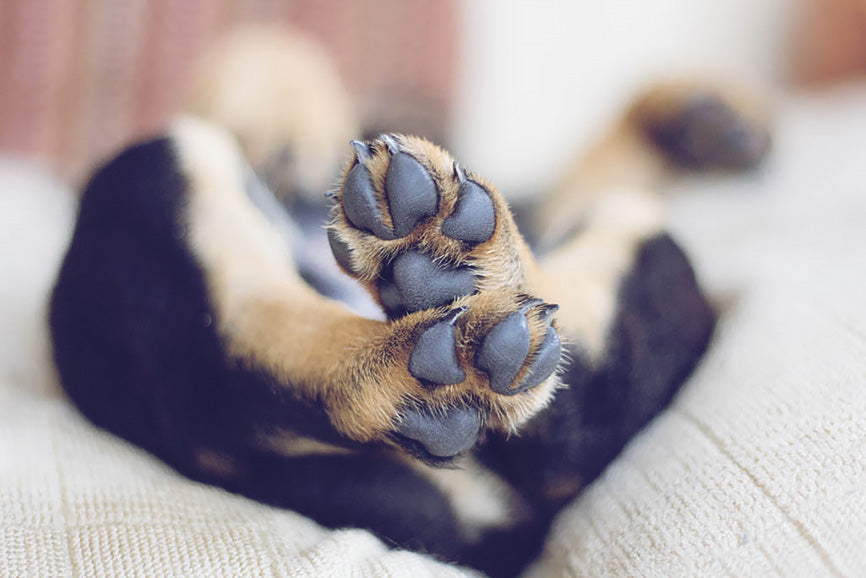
[453,161,467,183]
[351,140,372,162]
[380,133,400,154]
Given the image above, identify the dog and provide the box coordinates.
[49,29,769,577]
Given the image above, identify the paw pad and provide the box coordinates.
[385,151,438,237]
[342,158,395,240]
[408,309,467,387]
[397,406,481,458]
[380,251,476,315]
[441,164,495,244]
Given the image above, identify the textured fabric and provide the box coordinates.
[2,88,866,577]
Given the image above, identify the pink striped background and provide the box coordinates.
[0,0,458,182]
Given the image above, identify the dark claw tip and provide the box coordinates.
[380,134,400,154]
[453,161,467,183]
[537,303,560,324]
[351,140,371,161]
[519,297,545,314]
[444,306,468,325]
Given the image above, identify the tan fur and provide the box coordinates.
[536,120,667,247]
[528,81,769,359]
[258,430,354,458]
[534,190,665,361]
[172,118,559,449]
[194,449,241,479]
[186,26,357,199]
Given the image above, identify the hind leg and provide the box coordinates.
[479,82,767,507]
[534,80,771,249]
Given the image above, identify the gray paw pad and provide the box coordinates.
[441,181,495,244]
[476,312,531,395]
[408,316,466,387]
[342,163,395,240]
[386,153,438,238]
[327,228,355,274]
[388,251,476,314]
[514,327,561,393]
[397,406,481,457]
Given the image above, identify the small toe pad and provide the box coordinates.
[386,153,438,238]
[409,320,466,386]
[343,163,395,239]
[441,181,495,244]
[515,327,561,392]
[476,312,531,395]
[327,228,355,274]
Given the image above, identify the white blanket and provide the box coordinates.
[2,87,865,576]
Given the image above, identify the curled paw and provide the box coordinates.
[327,133,531,318]
[387,294,562,462]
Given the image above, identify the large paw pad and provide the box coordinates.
[379,251,476,316]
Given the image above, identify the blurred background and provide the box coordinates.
[0,0,864,196]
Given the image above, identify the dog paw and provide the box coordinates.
[637,85,771,171]
[327,133,532,318]
[390,293,561,461]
